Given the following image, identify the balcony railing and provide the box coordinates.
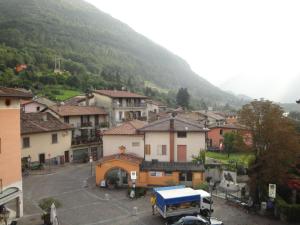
[71,136,100,146]
[113,102,146,108]
[77,121,93,128]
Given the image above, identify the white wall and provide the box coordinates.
[23,102,46,113]
[174,132,206,161]
[103,135,144,158]
[145,132,170,162]
[21,130,72,162]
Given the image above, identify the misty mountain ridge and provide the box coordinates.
[0,0,248,108]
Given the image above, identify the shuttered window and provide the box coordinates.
[157,145,167,155]
[145,144,151,155]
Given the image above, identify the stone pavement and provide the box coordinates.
[17,163,289,225]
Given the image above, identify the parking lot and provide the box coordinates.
[18,164,288,225]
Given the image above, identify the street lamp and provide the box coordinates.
[89,155,93,177]
[27,155,31,170]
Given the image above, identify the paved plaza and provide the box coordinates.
[18,164,288,225]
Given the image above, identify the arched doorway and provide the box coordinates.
[105,167,129,188]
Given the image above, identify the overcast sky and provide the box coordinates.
[85,0,300,103]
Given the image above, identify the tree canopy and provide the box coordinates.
[176,88,190,109]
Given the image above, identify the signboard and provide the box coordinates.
[269,184,276,198]
[130,171,137,180]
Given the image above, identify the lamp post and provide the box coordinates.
[89,156,93,177]
[27,155,31,170]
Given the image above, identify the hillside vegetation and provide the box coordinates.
[0,0,245,107]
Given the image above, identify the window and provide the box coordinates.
[64,116,69,123]
[132,142,140,147]
[145,144,151,155]
[157,145,167,155]
[52,133,58,144]
[95,115,99,126]
[149,171,163,177]
[36,106,40,111]
[165,171,173,176]
[177,131,187,138]
[220,129,223,135]
[23,137,30,148]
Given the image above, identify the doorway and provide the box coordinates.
[39,153,45,164]
[177,145,187,162]
[64,151,69,163]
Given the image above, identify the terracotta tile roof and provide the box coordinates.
[103,120,147,135]
[93,89,147,98]
[99,153,143,165]
[64,94,94,106]
[48,105,107,117]
[21,97,55,107]
[0,87,32,98]
[141,161,205,172]
[146,99,167,107]
[21,112,73,134]
[139,116,206,132]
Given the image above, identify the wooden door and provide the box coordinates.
[64,151,69,163]
[39,153,45,164]
[177,145,187,162]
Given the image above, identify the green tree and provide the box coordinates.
[176,88,190,109]
[223,132,235,157]
[239,100,300,202]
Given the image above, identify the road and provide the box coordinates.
[18,163,288,225]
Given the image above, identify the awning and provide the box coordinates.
[0,187,21,205]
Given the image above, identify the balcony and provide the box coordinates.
[113,102,146,109]
[71,136,101,146]
[76,121,93,128]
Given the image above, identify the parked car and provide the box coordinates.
[171,215,223,225]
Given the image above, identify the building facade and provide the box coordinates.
[21,112,73,164]
[96,116,206,188]
[0,87,32,219]
[92,90,148,126]
[47,105,108,162]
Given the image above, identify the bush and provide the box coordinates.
[38,197,62,213]
[275,195,300,222]
[194,182,209,191]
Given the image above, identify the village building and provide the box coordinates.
[207,123,252,150]
[0,87,32,219]
[96,116,206,188]
[21,112,73,164]
[63,93,95,106]
[92,90,148,126]
[46,105,108,162]
[21,97,56,113]
[103,120,147,157]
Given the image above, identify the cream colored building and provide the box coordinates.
[103,120,147,158]
[92,90,148,126]
[139,116,207,162]
[46,105,108,162]
[21,112,73,164]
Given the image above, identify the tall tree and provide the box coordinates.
[239,100,300,201]
[176,88,190,109]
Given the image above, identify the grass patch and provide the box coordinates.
[206,151,255,167]
[54,89,81,101]
[144,80,169,93]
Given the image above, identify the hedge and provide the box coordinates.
[275,195,300,222]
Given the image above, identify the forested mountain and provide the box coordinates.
[0,0,246,108]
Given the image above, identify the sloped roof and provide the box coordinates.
[48,105,107,116]
[195,110,225,121]
[0,87,32,98]
[99,153,143,165]
[139,116,206,132]
[21,112,73,134]
[209,123,249,130]
[141,161,205,172]
[93,89,147,98]
[21,97,55,107]
[103,120,147,135]
[64,94,94,106]
[146,99,167,107]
